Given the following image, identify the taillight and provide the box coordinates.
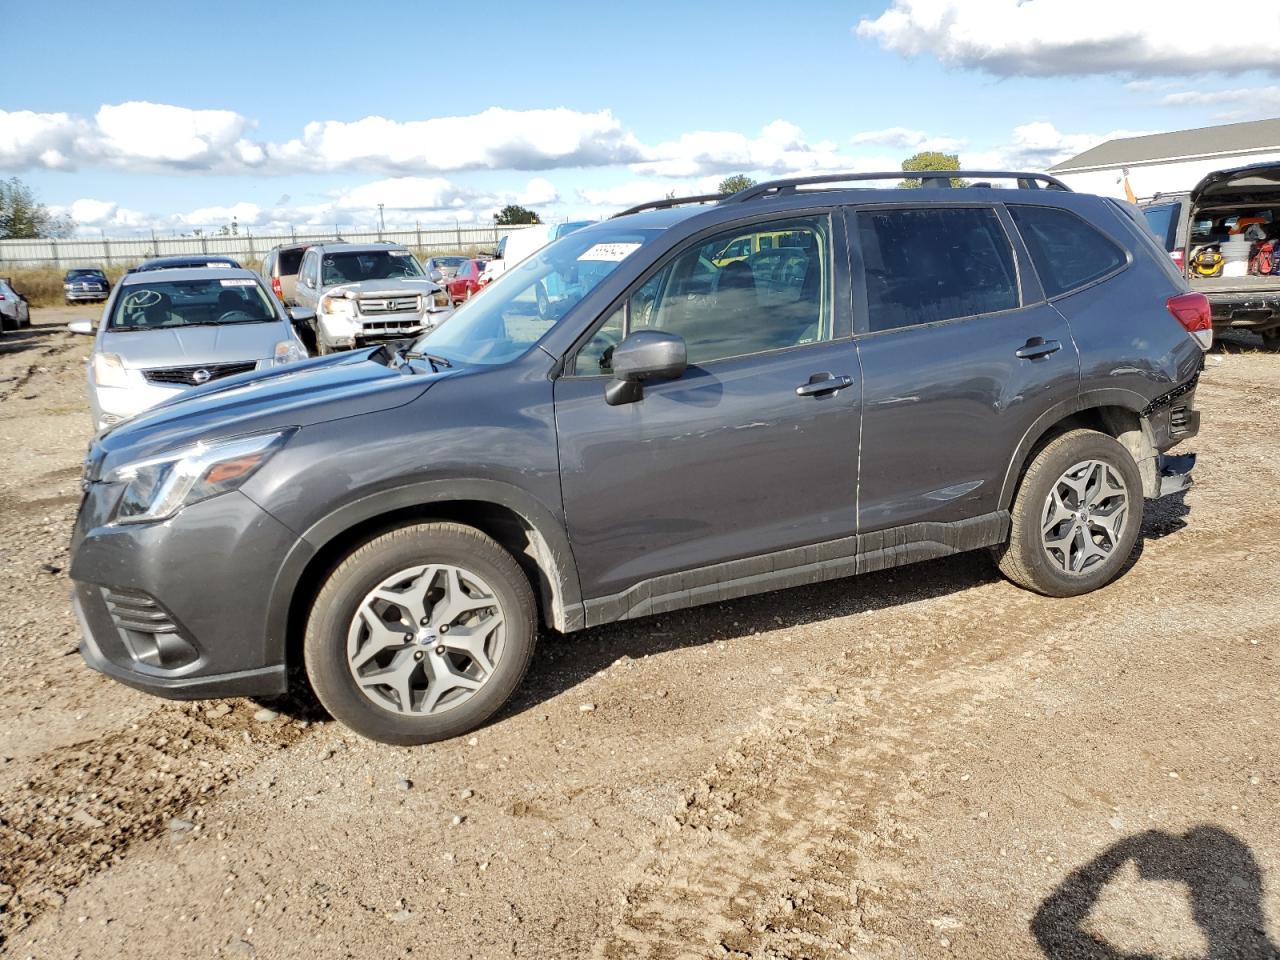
[271,276,283,300]
[1170,249,1185,274]
[1167,292,1212,350]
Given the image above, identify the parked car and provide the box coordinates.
[260,242,322,305]
[70,170,1206,745]
[64,268,111,304]
[66,267,307,431]
[0,277,31,331]
[482,220,594,286]
[444,259,487,303]
[424,256,468,280]
[290,242,452,354]
[1140,161,1280,349]
[127,255,243,274]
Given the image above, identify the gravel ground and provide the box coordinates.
[0,308,1277,959]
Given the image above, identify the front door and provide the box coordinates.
[849,203,1080,532]
[553,213,862,616]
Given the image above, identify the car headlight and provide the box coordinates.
[319,294,355,317]
[106,431,293,524]
[273,340,305,365]
[92,352,131,388]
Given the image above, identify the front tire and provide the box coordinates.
[1261,329,1280,352]
[994,429,1143,597]
[304,522,537,745]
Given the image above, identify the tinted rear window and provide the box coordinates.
[856,207,1019,332]
[278,249,306,274]
[1141,203,1179,251]
[1009,204,1128,299]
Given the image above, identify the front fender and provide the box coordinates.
[262,478,584,662]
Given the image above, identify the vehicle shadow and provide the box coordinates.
[1143,488,1191,542]
[0,324,71,356]
[1032,826,1280,959]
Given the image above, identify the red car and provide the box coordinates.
[445,259,487,303]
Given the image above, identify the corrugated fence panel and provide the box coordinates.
[0,225,538,268]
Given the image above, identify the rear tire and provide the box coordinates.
[304,522,537,745]
[994,429,1143,597]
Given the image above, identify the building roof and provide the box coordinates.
[1049,118,1280,174]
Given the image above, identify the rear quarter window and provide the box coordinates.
[1009,204,1128,299]
[279,250,306,274]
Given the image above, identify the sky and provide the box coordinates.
[3,0,1279,236]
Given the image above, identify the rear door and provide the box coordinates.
[850,203,1080,532]
[554,211,862,612]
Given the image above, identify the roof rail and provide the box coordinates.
[613,193,727,218]
[725,170,1072,203]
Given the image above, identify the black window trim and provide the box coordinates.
[1006,201,1133,304]
[560,206,852,379]
[844,200,1028,339]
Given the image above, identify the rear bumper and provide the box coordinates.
[1206,292,1280,331]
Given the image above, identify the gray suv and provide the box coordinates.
[70,171,1207,745]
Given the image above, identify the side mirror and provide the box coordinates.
[605,330,687,406]
[67,320,95,335]
[289,306,316,323]
[428,268,443,283]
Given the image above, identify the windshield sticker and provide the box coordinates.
[207,262,232,267]
[578,242,642,262]
[219,278,256,286]
[390,250,412,256]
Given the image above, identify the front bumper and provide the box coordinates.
[65,289,108,302]
[70,486,304,700]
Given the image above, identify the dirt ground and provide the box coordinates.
[0,307,1277,960]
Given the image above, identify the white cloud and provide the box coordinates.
[961,121,1156,170]
[93,102,264,170]
[631,120,854,178]
[0,109,91,170]
[850,127,964,152]
[577,179,701,209]
[856,1,1280,77]
[177,202,266,227]
[1159,86,1280,122]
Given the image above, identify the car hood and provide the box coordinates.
[325,277,444,298]
[92,349,452,472]
[1190,162,1280,204]
[100,322,287,368]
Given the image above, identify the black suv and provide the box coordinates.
[71,171,1207,744]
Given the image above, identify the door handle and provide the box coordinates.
[1015,337,1062,360]
[796,373,853,397]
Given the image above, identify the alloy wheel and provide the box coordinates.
[347,564,506,715]
[1040,459,1129,575]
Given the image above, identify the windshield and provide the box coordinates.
[431,257,467,268]
[67,269,105,280]
[108,277,279,330]
[411,225,662,365]
[321,249,423,286]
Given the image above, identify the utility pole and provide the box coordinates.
[377,203,385,238]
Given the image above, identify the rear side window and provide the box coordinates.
[1009,204,1128,299]
[856,207,1019,332]
[1141,202,1179,251]
[279,249,306,274]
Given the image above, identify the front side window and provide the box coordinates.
[856,207,1019,332]
[108,278,278,330]
[1009,204,1128,299]
[575,216,831,372]
[320,249,423,286]
[412,224,663,366]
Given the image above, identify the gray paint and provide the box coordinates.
[70,183,1204,702]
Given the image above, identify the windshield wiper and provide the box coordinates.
[405,350,453,371]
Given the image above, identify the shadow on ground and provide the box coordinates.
[1033,826,1280,959]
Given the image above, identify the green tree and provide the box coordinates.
[899,151,967,189]
[717,174,757,195]
[0,177,75,239]
[494,204,542,226]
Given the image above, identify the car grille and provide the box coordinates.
[358,296,421,315]
[103,588,197,668]
[142,361,257,386]
[360,319,426,335]
[74,283,105,292]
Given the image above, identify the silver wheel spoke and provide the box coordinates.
[1041,458,1130,575]
[346,561,507,717]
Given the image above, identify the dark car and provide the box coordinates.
[70,170,1206,745]
[128,255,244,274]
[1140,161,1280,349]
[64,268,112,304]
